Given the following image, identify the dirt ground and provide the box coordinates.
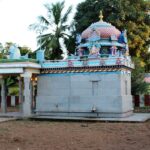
[0,120,149,150]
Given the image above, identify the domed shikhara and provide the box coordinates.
[81,21,121,39]
[76,11,129,58]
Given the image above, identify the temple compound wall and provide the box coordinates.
[36,71,133,118]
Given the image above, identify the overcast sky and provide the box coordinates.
[0,0,84,50]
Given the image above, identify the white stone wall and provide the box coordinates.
[36,72,133,118]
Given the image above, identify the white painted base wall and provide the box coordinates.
[36,72,133,118]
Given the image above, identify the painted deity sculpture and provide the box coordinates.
[89,46,100,56]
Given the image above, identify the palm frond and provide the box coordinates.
[37,33,53,47]
[29,1,73,60]
[60,24,69,32]
[29,23,48,32]
[44,3,52,21]
[61,5,72,24]
[60,32,70,38]
[52,1,64,25]
[68,21,76,32]
[29,23,39,30]
[44,3,52,12]
[37,16,51,26]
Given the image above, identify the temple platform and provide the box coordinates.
[0,113,149,122]
[0,112,23,118]
[0,117,17,123]
[31,113,150,122]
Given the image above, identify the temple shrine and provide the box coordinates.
[0,12,134,118]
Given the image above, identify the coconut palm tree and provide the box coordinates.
[29,1,72,60]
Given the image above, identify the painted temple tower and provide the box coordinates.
[77,11,129,59]
[36,11,134,118]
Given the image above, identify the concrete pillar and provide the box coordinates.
[32,79,37,110]
[18,76,23,113]
[11,96,16,107]
[140,95,144,107]
[21,73,32,117]
[0,76,7,113]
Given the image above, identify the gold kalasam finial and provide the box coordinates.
[99,10,103,21]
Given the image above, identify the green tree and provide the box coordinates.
[29,1,72,60]
[5,76,19,95]
[145,51,150,72]
[18,46,35,58]
[131,57,149,95]
[64,22,76,55]
[18,46,32,55]
[0,43,4,59]
[74,0,150,65]
[0,42,13,59]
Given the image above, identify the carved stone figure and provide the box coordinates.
[8,44,29,59]
[9,44,21,59]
